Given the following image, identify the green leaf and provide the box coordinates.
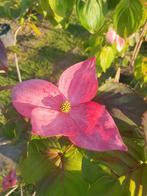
[1,105,28,141]
[20,138,88,195]
[0,0,20,18]
[96,81,147,137]
[76,0,106,34]
[114,0,144,37]
[107,0,120,10]
[141,164,147,195]
[20,0,37,14]
[48,0,74,23]
[82,158,111,184]
[20,138,61,183]
[119,164,147,196]
[84,137,147,196]
[88,175,123,196]
[134,56,147,84]
[100,46,115,72]
[37,145,88,195]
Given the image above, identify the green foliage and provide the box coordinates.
[100,46,115,72]
[134,56,147,84]
[88,175,123,196]
[20,0,37,14]
[20,138,89,195]
[82,158,111,184]
[82,136,147,196]
[0,0,20,18]
[114,0,145,37]
[76,0,106,33]
[48,0,74,25]
[0,105,27,141]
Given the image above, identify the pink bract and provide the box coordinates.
[2,170,17,191]
[106,28,125,52]
[106,28,117,44]
[12,57,127,151]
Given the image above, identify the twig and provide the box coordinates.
[142,112,147,154]
[114,67,121,82]
[14,26,22,82]
[5,186,18,196]
[20,184,23,196]
[14,53,22,82]
[129,21,147,70]
[32,192,36,196]
[14,26,22,44]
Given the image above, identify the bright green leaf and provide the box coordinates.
[48,0,74,23]
[36,144,88,196]
[100,46,115,72]
[76,0,106,33]
[114,0,144,37]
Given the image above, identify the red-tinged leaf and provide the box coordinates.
[95,81,147,138]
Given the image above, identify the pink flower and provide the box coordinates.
[2,170,17,191]
[106,28,125,52]
[12,58,127,151]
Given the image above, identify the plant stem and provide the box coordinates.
[32,192,36,196]
[5,186,18,196]
[14,26,22,82]
[142,112,147,155]
[14,53,22,82]
[114,67,121,82]
[129,21,147,70]
[20,184,24,196]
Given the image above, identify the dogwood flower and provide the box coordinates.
[12,58,127,151]
[2,170,17,191]
[106,28,125,52]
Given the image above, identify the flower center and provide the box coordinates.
[60,101,71,113]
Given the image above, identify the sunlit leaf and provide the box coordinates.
[76,0,106,33]
[20,138,88,195]
[135,56,147,84]
[48,0,74,24]
[114,0,144,37]
[29,23,41,36]
[100,46,115,72]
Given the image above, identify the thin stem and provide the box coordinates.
[129,21,147,70]
[142,112,147,153]
[14,53,22,82]
[32,192,36,196]
[114,67,121,82]
[20,184,23,196]
[14,26,22,44]
[5,186,18,196]
[14,26,22,82]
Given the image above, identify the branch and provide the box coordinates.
[129,21,147,70]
